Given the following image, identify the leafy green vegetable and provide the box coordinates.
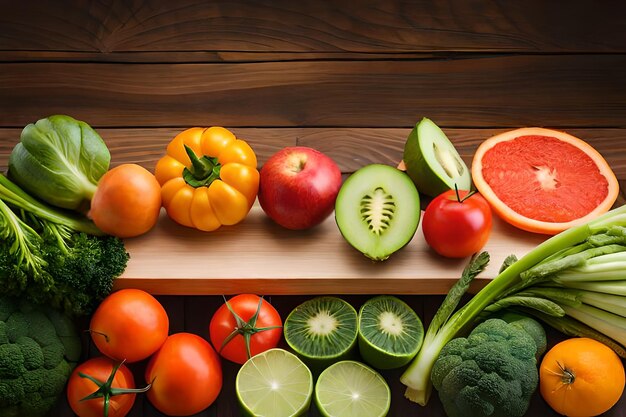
[430,318,543,417]
[401,204,626,406]
[519,309,626,358]
[400,252,489,405]
[0,175,128,316]
[0,295,81,417]
[9,115,110,210]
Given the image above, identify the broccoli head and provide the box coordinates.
[1,233,129,317]
[431,318,545,417]
[0,296,81,417]
[498,312,547,360]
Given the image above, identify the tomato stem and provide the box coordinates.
[454,183,476,203]
[79,360,151,417]
[556,360,576,384]
[220,295,283,360]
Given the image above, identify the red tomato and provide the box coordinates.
[66,357,137,417]
[90,289,169,363]
[422,189,493,258]
[209,294,282,364]
[145,333,222,416]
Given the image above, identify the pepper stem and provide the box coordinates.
[183,145,222,187]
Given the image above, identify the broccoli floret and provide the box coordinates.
[0,296,80,417]
[431,318,545,417]
[493,311,548,360]
[508,316,547,359]
[0,232,129,317]
[42,233,129,316]
[0,181,129,318]
[0,344,25,379]
[15,337,43,370]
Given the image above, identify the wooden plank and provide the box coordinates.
[2,128,625,181]
[112,206,547,295]
[2,0,625,58]
[1,56,625,129]
[0,50,439,63]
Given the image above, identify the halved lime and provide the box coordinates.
[236,348,313,417]
[358,295,424,369]
[315,360,391,417]
[284,297,358,372]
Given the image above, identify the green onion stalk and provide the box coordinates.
[401,204,626,406]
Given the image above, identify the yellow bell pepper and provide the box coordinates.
[154,127,259,231]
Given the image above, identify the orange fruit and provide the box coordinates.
[471,128,618,235]
[90,164,162,238]
[540,337,625,417]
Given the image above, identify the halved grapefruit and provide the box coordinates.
[471,128,619,235]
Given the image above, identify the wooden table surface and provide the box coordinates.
[1,1,626,416]
[114,206,547,295]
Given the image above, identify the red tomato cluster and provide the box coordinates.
[67,290,282,417]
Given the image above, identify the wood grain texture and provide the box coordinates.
[2,0,626,58]
[2,55,626,128]
[112,206,547,295]
[2,127,625,180]
[0,50,440,63]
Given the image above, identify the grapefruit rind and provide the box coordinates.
[471,127,619,235]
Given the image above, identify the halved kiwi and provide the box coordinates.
[358,296,424,370]
[335,164,420,261]
[403,117,471,197]
[284,297,358,372]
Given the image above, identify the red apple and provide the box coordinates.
[259,147,342,230]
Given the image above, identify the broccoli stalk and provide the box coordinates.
[0,198,50,291]
[0,174,129,316]
[0,174,100,235]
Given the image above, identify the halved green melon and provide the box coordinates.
[335,164,420,261]
[403,117,471,197]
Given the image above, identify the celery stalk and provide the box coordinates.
[521,309,626,358]
[579,291,626,317]
[401,204,626,406]
[563,304,626,346]
[559,280,626,296]
[522,286,626,318]
[401,252,489,404]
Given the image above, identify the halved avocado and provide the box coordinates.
[335,164,420,261]
[403,117,471,197]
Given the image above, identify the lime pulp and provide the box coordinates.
[236,348,313,417]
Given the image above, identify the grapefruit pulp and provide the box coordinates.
[471,128,618,235]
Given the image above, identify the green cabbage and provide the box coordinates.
[8,115,110,210]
